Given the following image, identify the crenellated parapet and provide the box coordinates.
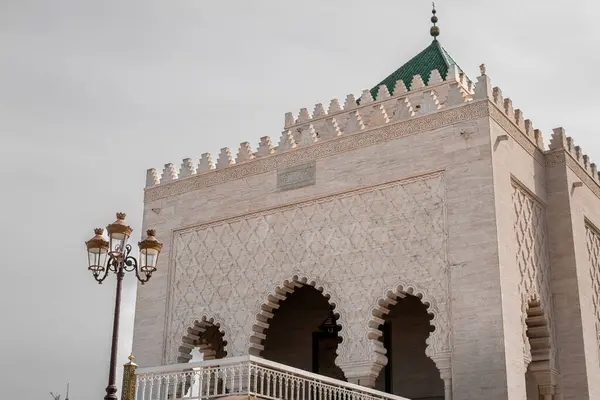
[549,127,600,184]
[283,66,472,136]
[480,66,546,152]
[145,65,596,193]
[145,67,476,189]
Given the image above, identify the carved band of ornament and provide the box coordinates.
[544,150,566,167]
[173,170,444,236]
[492,98,600,199]
[565,153,600,198]
[487,102,544,161]
[546,149,600,199]
[144,101,488,202]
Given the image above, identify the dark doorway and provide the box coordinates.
[312,306,343,380]
[374,295,443,399]
[262,285,345,381]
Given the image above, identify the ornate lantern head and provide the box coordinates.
[138,229,163,277]
[106,212,133,257]
[85,228,109,272]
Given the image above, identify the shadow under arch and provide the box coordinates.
[366,280,449,399]
[177,315,229,364]
[367,280,445,363]
[247,275,347,359]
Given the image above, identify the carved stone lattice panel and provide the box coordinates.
[586,223,600,362]
[166,172,449,365]
[511,183,555,362]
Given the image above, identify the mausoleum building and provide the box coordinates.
[131,10,600,400]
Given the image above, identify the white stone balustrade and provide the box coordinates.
[135,355,411,400]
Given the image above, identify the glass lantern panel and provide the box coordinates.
[88,248,107,271]
[140,250,158,272]
[109,232,128,255]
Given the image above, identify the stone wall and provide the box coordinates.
[487,106,600,400]
[166,171,449,365]
[544,132,600,400]
[135,91,508,399]
[487,83,564,398]
[565,164,600,400]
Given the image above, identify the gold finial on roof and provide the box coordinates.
[128,352,135,362]
[480,64,487,75]
[430,2,440,40]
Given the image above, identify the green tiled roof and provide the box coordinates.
[369,40,469,100]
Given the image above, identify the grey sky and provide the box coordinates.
[0,0,598,399]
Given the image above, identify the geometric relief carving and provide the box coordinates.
[166,171,449,365]
[511,182,555,365]
[512,183,549,302]
[586,222,600,362]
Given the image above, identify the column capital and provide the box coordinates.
[337,360,384,388]
[430,351,452,379]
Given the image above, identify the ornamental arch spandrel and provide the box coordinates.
[163,171,450,374]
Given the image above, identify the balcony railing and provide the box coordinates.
[134,355,410,400]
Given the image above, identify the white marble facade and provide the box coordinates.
[134,63,600,400]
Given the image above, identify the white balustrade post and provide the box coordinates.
[225,359,251,395]
[184,368,202,398]
[137,377,146,400]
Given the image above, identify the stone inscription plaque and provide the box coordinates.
[277,161,316,191]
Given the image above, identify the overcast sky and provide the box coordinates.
[0,1,599,399]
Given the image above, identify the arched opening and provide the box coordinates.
[139,317,228,400]
[260,284,345,381]
[374,294,444,399]
[177,317,227,363]
[523,299,554,399]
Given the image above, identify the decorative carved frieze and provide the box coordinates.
[544,150,566,168]
[565,155,600,199]
[545,150,600,199]
[488,102,543,160]
[145,101,488,202]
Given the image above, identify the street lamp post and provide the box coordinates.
[85,213,163,400]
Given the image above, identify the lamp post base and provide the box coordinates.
[104,384,118,400]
